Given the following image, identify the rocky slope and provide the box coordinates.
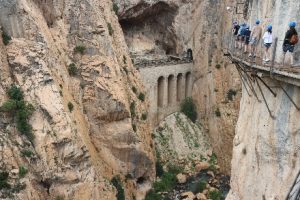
[0,0,154,199]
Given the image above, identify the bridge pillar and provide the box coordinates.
[163,77,168,107]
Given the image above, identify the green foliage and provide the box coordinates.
[215,64,221,69]
[155,160,164,177]
[180,97,197,123]
[2,32,11,46]
[68,102,74,112]
[227,89,237,101]
[145,190,164,200]
[74,45,86,54]
[0,171,11,190]
[107,23,114,36]
[138,93,145,102]
[167,164,183,174]
[68,63,77,76]
[132,86,137,94]
[130,102,136,118]
[194,180,207,194]
[21,149,34,158]
[56,196,64,200]
[209,153,217,165]
[215,108,221,117]
[153,172,177,193]
[208,190,222,200]
[0,86,35,142]
[111,176,125,200]
[113,3,119,14]
[18,166,28,178]
[141,113,148,121]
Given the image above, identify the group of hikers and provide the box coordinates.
[232,20,299,66]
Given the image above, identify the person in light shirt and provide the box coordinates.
[262,25,273,63]
[249,20,262,58]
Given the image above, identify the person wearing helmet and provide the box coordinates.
[237,23,247,49]
[244,25,251,54]
[249,19,262,58]
[282,21,298,66]
[232,22,240,48]
[262,25,273,63]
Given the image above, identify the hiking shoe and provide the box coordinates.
[265,59,270,62]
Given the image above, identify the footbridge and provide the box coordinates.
[137,58,193,127]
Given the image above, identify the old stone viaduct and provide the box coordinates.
[137,59,193,126]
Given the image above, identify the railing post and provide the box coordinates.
[270,37,278,76]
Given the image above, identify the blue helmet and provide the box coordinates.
[267,25,272,31]
[289,21,296,27]
[256,20,260,25]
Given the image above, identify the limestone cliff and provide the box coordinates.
[0,0,154,199]
[227,0,300,199]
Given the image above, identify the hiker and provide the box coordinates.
[262,25,273,63]
[237,23,247,49]
[232,22,240,48]
[244,25,251,54]
[282,22,298,66]
[249,20,262,57]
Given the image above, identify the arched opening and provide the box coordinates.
[157,76,165,107]
[185,72,192,97]
[168,75,175,105]
[187,49,193,61]
[177,73,183,102]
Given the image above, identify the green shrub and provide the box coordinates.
[74,45,86,54]
[132,86,137,94]
[123,55,127,64]
[155,160,164,177]
[21,149,34,158]
[167,164,183,174]
[0,171,11,190]
[18,166,28,178]
[145,190,164,200]
[227,89,237,101]
[141,113,148,121]
[111,176,125,200]
[130,102,136,118]
[113,3,119,14]
[194,180,207,194]
[0,86,35,142]
[68,63,77,76]
[2,32,11,46]
[68,102,74,112]
[180,97,197,122]
[138,93,145,102]
[215,108,221,117]
[208,190,222,200]
[107,23,114,36]
[153,172,177,192]
[215,64,221,69]
[56,196,64,200]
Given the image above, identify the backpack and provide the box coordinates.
[290,34,299,45]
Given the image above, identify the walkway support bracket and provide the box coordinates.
[279,84,300,111]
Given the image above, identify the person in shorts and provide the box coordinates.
[282,22,298,66]
[244,25,251,54]
[249,20,262,57]
[262,25,273,63]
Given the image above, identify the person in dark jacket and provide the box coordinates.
[282,22,298,66]
[232,22,240,48]
[244,25,251,54]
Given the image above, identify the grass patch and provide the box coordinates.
[68,102,74,112]
[111,176,125,200]
[0,86,35,142]
[130,102,136,118]
[215,108,221,117]
[215,64,221,69]
[156,160,164,177]
[167,164,183,174]
[227,89,237,101]
[74,45,86,54]
[0,171,11,190]
[141,113,148,121]
[138,93,145,102]
[2,32,11,46]
[107,23,114,36]
[208,190,222,200]
[56,196,64,200]
[145,190,164,200]
[194,180,207,194]
[68,63,77,76]
[18,166,28,178]
[180,97,197,123]
[21,149,34,158]
[153,172,177,192]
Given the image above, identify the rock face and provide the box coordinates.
[0,0,154,199]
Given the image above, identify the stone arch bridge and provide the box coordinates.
[138,60,193,126]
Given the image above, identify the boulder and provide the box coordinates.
[176,173,187,184]
[196,193,207,200]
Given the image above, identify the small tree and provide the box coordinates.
[180,97,197,122]
[68,102,74,112]
[68,63,77,76]
[74,45,86,54]
[2,32,11,46]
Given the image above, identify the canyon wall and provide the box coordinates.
[0,0,154,199]
[227,0,300,199]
